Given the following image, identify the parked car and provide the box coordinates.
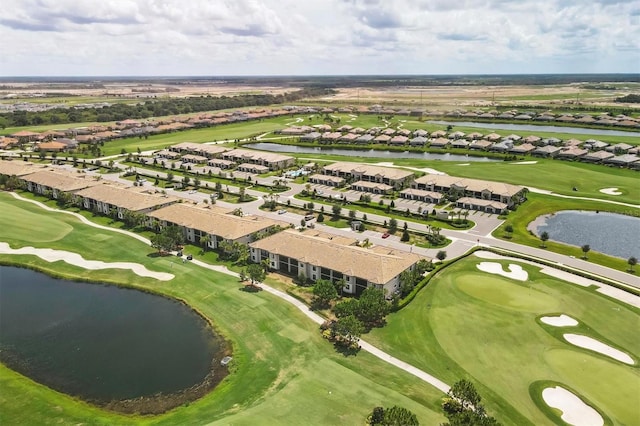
[278,209,287,215]
[382,233,390,239]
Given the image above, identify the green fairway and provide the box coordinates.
[1,199,73,242]
[366,256,640,425]
[0,192,446,425]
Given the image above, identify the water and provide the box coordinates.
[0,266,223,404]
[427,120,640,138]
[532,211,640,259]
[244,142,500,162]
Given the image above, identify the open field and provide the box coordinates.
[366,255,640,425]
[0,192,447,425]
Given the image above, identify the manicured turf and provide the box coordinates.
[0,192,446,425]
[2,200,73,242]
[366,256,640,425]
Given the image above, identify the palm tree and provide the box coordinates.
[581,244,591,260]
[628,257,637,273]
[200,235,211,251]
[540,231,549,248]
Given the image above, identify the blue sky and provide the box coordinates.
[1,0,638,76]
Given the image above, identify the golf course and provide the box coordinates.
[0,192,447,425]
[366,253,640,425]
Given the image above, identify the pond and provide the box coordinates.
[529,211,640,259]
[427,120,640,138]
[244,142,500,162]
[0,266,227,414]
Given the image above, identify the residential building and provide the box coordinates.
[249,229,423,295]
[412,175,526,206]
[74,184,177,219]
[21,169,101,199]
[148,203,284,249]
[322,162,414,189]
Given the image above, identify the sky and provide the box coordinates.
[1,0,638,76]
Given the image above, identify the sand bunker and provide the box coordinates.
[542,386,603,426]
[0,242,174,281]
[456,163,471,166]
[540,314,579,327]
[511,161,538,165]
[599,187,622,195]
[373,162,445,175]
[563,334,634,365]
[476,262,528,281]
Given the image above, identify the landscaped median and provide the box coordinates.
[0,191,447,425]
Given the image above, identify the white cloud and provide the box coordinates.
[0,0,637,75]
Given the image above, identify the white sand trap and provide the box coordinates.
[0,242,174,281]
[373,162,446,175]
[476,262,528,281]
[540,314,579,327]
[599,187,622,195]
[511,161,538,164]
[542,386,603,426]
[563,334,634,365]
[456,163,470,166]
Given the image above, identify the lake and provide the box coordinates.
[427,120,640,137]
[530,211,640,259]
[244,142,500,162]
[0,266,227,413]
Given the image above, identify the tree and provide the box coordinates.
[581,244,591,260]
[199,235,211,251]
[436,250,447,261]
[388,218,398,234]
[441,379,499,426]
[317,212,325,222]
[504,224,513,234]
[348,209,357,222]
[332,204,342,219]
[246,263,266,285]
[382,406,419,426]
[166,172,174,183]
[627,256,637,273]
[333,314,364,346]
[401,229,410,242]
[150,226,184,252]
[333,298,359,318]
[312,279,338,308]
[356,287,389,327]
[540,231,549,248]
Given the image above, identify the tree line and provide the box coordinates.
[0,87,335,128]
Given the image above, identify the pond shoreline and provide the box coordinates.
[0,262,232,415]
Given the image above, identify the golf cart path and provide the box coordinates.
[7,192,451,394]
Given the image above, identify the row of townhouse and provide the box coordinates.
[250,229,423,296]
[313,162,526,213]
[1,160,425,295]
[158,145,295,171]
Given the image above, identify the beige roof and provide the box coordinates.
[457,197,507,210]
[22,169,102,192]
[0,160,44,177]
[223,148,294,164]
[414,174,524,197]
[351,180,393,191]
[148,203,283,241]
[309,173,344,184]
[400,188,443,199]
[171,142,227,156]
[323,162,414,181]
[75,184,178,212]
[250,229,423,285]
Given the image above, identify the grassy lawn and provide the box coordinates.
[0,192,447,425]
[494,192,635,271]
[366,256,640,425]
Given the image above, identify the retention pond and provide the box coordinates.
[529,211,640,259]
[0,266,228,414]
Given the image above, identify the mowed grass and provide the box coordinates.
[366,256,640,425]
[2,199,74,242]
[0,192,447,425]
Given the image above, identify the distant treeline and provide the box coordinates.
[0,87,334,128]
[615,94,640,103]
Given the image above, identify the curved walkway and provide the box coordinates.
[6,191,452,394]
